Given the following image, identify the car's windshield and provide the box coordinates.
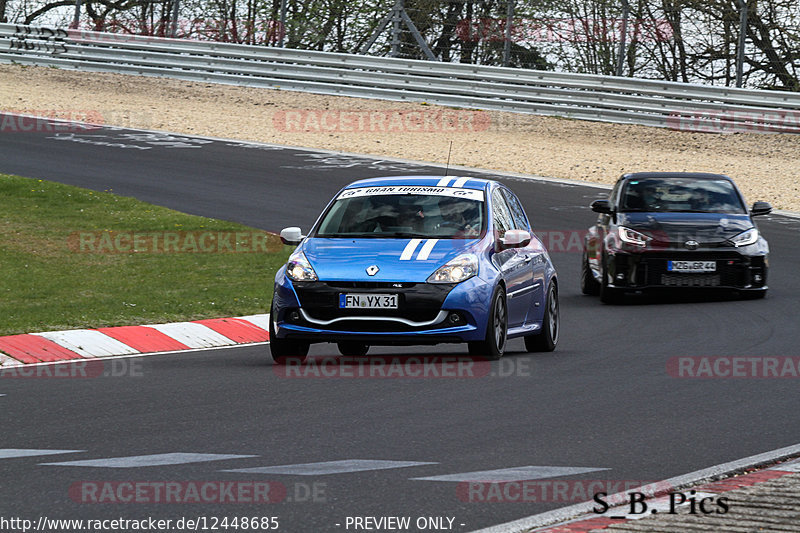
[620,178,746,214]
[314,186,485,239]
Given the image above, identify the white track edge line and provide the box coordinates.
[470,442,800,533]
[9,112,800,219]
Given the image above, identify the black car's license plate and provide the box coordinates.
[667,260,716,273]
[339,293,398,309]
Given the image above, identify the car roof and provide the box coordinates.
[620,172,734,181]
[344,176,493,191]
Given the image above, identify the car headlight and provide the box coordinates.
[618,226,652,247]
[285,250,318,281]
[427,254,478,284]
[728,228,759,247]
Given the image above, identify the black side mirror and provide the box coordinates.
[751,201,772,216]
[591,199,613,214]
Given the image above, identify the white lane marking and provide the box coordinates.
[42,452,256,468]
[416,239,438,260]
[436,177,452,186]
[222,459,437,476]
[413,466,609,482]
[399,239,422,261]
[0,449,84,459]
[33,330,140,358]
[145,322,236,348]
[452,177,470,187]
[236,314,271,331]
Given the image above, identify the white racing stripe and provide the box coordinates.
[436,177,452,186]
[452,177,469,187]
[416,239,438,260]
[400,239,422,260]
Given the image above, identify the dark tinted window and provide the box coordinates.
[491,189,514,237]
[620,178,746,214]
[316,192,484,238]
[502,189,530,230]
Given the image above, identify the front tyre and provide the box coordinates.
[525,283,559,352]
[581,253,600,295]
[468,286,507,360]
[269,301,309,365]
[599,255,623,304]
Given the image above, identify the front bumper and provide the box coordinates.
[272,276,491,344]
[605,250,767,290]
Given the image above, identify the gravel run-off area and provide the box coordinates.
[1,63,799,212]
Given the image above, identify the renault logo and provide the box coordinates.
[685,240,699,250]
[366,265,379,276]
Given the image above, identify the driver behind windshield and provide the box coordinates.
[438,199,481,237]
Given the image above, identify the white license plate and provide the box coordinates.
[339,293,398,309]
[667,260,716,273]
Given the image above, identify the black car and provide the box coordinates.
[582,172,771,303]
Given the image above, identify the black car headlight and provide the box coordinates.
[728,228,759,247]
[617,226,652,248]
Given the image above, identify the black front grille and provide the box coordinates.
[637,252,751,288]
[661,273,721,287]
[293,281,455,323]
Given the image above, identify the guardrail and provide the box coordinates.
[2,23,800,133]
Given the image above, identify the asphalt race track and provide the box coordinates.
[2,118,800,532]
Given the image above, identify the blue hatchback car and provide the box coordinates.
[270,176,559,363]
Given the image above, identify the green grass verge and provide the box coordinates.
[0,174,292,336]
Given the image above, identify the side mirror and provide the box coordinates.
[499,229,531,249]
[751,201,772,216]
[280,227,305,245]
[591,199,613,214]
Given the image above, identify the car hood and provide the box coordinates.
[302,238,476,282]
[618,212,753,243]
